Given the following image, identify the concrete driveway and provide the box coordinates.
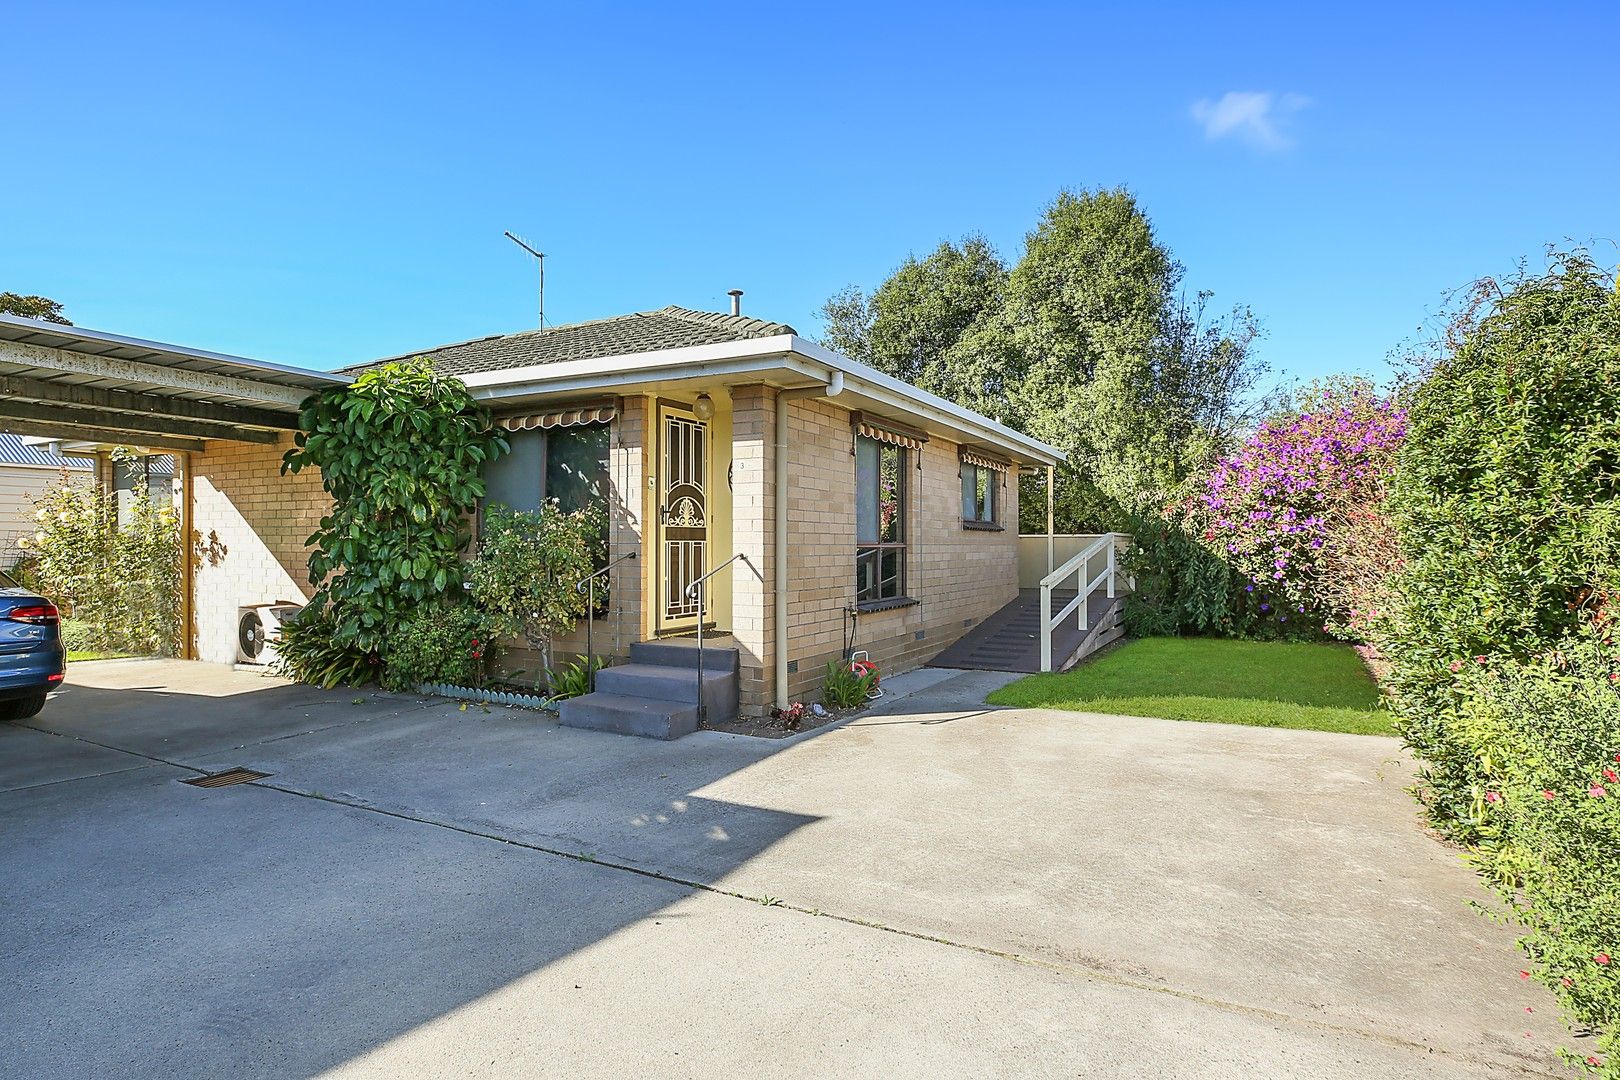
[1,660,1574,1078]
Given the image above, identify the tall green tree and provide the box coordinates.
[0,292,71,324]
[817,188,1265,531]
[817,235,1006,390]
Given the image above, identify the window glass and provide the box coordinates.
[546,424,610,514]
[855,436,880,544]
[961,463,997,522]
[483,429,545,512]
[855,434,906,603]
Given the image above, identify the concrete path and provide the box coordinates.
[0,660,1577,1078]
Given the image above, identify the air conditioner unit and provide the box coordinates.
[237,602,304,665]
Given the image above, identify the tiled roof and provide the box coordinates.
[342,305,798,377]
[0,434,94,470]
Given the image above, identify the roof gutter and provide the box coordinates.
[775,369,845,708]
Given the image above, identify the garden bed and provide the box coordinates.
[702,701,864,739]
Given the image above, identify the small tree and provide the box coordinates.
[469,502,600,684]
[23,471,180,655]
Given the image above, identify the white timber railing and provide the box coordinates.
[1038,532,1126,672]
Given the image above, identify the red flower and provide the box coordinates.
[1475,655,1488,664]
[1606,769,1619,783]
[1590,785,1608,799]
[1590,1057,1604,1067]
[1561,977,1574,988]
[1519,969,1531,979]
[1596,953,1612,966]
[1542,790,1558,800]
[1485,791,1501,803]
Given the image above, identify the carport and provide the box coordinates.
[0,313,345,660]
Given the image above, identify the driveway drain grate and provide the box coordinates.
[182,768,269,788]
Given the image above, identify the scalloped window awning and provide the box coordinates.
[852,412,929,451]
[959,448,1011,472]
[498,400,616,431]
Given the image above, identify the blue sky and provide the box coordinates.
[3,2,1615,387]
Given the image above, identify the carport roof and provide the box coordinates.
[0,314,346,452]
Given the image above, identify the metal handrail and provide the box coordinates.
[683,552,757,724]
[575,551,637,692]
[1039,534,1119,672]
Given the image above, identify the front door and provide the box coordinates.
[657,403,709,635]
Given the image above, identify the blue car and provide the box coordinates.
[0,568,65,721]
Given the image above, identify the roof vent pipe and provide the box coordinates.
[728,289,743,317]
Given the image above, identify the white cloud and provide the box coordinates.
[1190,91,1310,151]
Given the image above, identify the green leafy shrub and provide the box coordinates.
[272,606,377,688]
[1122,511,1247,637]
[23,472,181,656]
[468,503,599,683]
[545,655,609,701]
[1380,250,1620,1074]
[1383,251,1620,833]
[381,602,490,693]
[1452,632,1618,1076]
[58,618,97,654]
[282,358,507,654]
[821,659,877,709]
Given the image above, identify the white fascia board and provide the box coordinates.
[788,336,1065,465]
[789,336,1063,463]
[458,336,803,392]
[463,335,1065,466]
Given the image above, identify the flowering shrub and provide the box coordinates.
[1201,382,1405,637]
[1382,250,1620,1074]
[1452,632,1618,1076]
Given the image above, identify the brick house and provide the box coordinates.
[0,306,1073,734]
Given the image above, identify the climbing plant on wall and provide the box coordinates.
[281,358,508,654]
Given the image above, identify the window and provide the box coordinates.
[961,462,998,525]
[112,454,174,527]
[855,434,907,605]
[482,422,610,516]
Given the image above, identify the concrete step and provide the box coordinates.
[594,663,737,719]
[629,641,740,673]
[558,692,700,741]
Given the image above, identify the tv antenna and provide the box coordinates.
[503,231,545,327]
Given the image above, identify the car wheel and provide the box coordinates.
[0,694,47,721]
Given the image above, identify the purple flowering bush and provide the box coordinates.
[1200,383,1406,638]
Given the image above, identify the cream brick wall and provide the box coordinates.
[729,385,775,715]
[186,393,1024,708]
[729,392,1022,714]
[190,436,328,664]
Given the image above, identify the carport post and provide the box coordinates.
[178,452,196,660]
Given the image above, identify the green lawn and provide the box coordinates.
[986,637,1393,736]
[67,651,137,663]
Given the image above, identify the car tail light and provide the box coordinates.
[46,672,64,683]
[7,604,60,626]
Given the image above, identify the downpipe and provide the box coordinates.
[774,369,844,709]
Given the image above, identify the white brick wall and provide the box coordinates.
[190,437,327,664]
